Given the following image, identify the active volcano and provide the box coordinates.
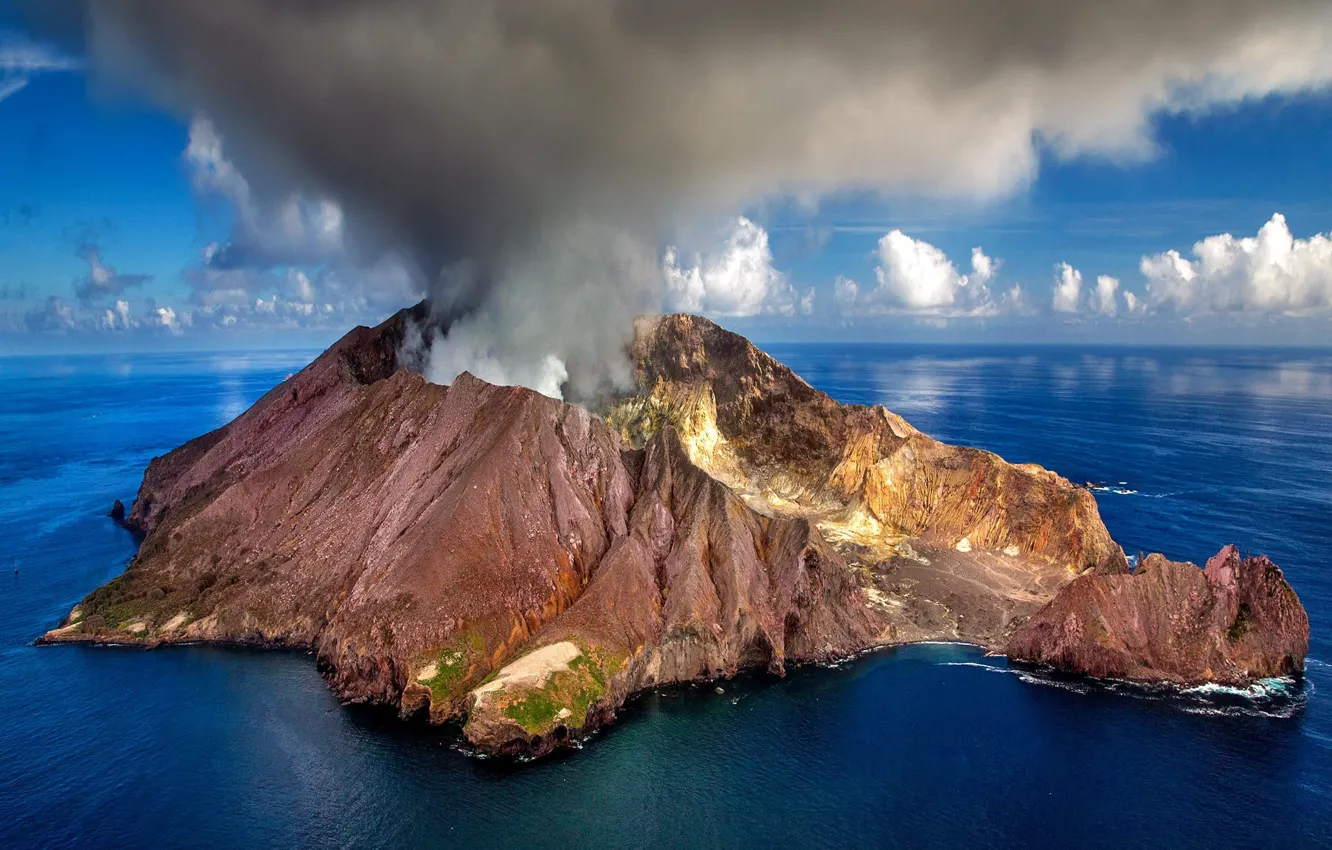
[40,305,1309,757]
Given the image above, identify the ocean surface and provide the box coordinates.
[2,343,1330,848]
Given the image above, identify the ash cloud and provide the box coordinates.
[63,1,1332,393]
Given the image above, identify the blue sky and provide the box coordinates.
[4,8,1332,354]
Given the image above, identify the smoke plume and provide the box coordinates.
[62,1,1332,394]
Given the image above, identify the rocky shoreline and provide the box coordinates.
[38,307,1310,758]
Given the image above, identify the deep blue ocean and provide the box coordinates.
[2,344,1330,848]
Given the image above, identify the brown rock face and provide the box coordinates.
[38,306,1309,757]
[607,314,1126,646]
[462,428,886,757]
[41,307,889,755]
[1007,545,1309,685]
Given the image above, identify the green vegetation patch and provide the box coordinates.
[496,645,622,736]
[1228,602,1253,642]
[415,632,487,705]
[79,566,211,636]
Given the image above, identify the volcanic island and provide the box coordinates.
[40,305,1310,757]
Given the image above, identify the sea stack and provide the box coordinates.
[1007,545,1308,685]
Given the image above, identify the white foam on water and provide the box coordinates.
[934,658,1307,719]
[909,640,981,648]
[1015,672,1094,695]
[1179,701,1305,720]
[1085,481,1180,499]
[1089,485,1139,495]
[939,661,1013,674]
[1182,680,1285,700]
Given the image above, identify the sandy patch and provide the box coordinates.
[472,641,582,697]
[46,605,87,636]
[161,612,188,632]
[863,586,901,610]
[955,536,972,553]
[415,662,439,682]
[125,621,148,635]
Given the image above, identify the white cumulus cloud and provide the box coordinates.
[156,306,184,335]
[1092,275,1120,317]
[1052,263,1083,313]
[838,232,1009,317]
[99,299,135,331]
[663,217,800,317]
[1050,266,1140,317]
[1141,213,1332,315]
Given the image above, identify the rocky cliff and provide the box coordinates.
[40,307,1309,756]
[1008,545,1309,685]
[607,314,1127,646]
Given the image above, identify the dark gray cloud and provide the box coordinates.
[24,295,77,332]
[73,241,152,302]
[43,1,1332,388]
[183,116,346,271]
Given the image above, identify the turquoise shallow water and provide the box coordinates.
[1,345,1330,848]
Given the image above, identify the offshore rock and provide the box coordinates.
[1006,545,1309,685]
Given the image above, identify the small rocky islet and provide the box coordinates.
[40,305,1310,758]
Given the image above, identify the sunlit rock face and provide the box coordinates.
[605,314,1128,646]
[39,305,1305,758]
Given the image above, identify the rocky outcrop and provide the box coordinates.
[606,314,1127,646]
[41,307,892,755]
[1006,545,1309,685]
[39,306,1309,757]
[461,427,886,756]
[48,306,640,720]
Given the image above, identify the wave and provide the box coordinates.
[1085,481,1180,499]
[936,658,1307,718]
[938,661,1014,674]
[1088,484,1139,495]
[1181,678,1296,700]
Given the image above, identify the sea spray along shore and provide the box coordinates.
[39,308,1310,758]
